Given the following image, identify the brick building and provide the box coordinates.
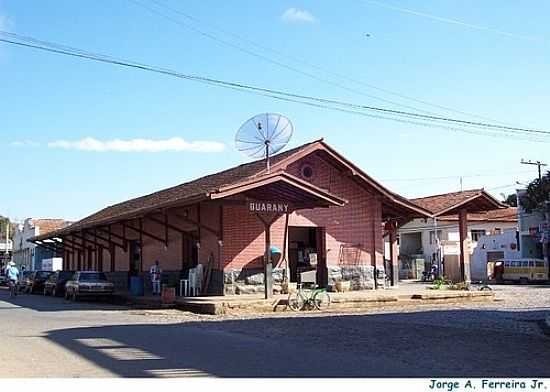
[32,140,433,295]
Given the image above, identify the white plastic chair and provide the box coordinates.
[187,264,203,296]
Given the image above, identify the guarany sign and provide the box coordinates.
[248,200,290,214]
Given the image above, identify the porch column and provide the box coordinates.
[389,221,399,287]
[458,208,471,283]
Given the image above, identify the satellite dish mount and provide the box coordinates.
[235,113,294,174]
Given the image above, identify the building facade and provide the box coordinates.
[398,190,513,282]
[32,140,433,295]
[13,219,70,270]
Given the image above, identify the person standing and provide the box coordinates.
[149,260,162,295]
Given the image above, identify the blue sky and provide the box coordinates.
[1,0,549,222]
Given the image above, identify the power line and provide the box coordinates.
[363,0,544,42]
[520,159,548,181]
[383,169,535,182]
[127,0,441,116]
[1,31,549,142]
[135,0,521,126]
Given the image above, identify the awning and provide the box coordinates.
[209,171,346,210]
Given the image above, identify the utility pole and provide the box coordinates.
[521,159,547,181]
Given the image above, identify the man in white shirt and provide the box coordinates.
[149,260,162,295]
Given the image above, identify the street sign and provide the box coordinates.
[248,200,290,214]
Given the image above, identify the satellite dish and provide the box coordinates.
[235,113,293,173]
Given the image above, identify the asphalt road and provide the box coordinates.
[1,286,549,378]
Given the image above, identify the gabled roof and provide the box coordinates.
[28,219,71,235]
[33,139,431,240]
[411,189,507,216]
[438,207,518,222]
[268,140,433,219]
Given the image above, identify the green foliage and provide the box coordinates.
[0,216,14,240]
[503,194,518,207]
[430,276,451,290]
[519,172,550,213]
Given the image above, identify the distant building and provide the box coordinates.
[0,239,13,272]
[470,228,520,281]
[398,190,516,282]
[13,219,71,270]
[516,189,546,259]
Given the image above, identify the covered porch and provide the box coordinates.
[30,172,345,297]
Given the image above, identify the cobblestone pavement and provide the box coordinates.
[1,283,549,377]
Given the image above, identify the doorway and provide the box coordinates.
[129,240,142,277]
[181,232,199,270]
[288,226,327,286]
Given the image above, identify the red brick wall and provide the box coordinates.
[221,204,287,270]
[286,152,384,267]
[219,151,385,271]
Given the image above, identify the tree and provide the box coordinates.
[519,171,550,213]
[503,194,518,207]
[0,216,16,241]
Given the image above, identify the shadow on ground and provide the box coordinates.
[0,287,128,312]
[44,308,550,378]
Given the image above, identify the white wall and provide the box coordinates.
[12,219,38,270]
[400,218,517,263]
[471,229,520,281]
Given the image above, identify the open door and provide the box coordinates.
[316,227,328,288]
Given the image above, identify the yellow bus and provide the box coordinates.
[500,259,548,283]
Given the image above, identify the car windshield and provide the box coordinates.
[79,272,107,281]
[35,271,52,279]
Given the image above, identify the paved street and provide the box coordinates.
[1,284,549,378]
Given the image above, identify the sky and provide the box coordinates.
[1,0,549,222]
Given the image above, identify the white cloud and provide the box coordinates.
[47,137,226,153]
[281,8,317,24]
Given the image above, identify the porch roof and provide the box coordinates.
[411,189,507,216]
[30,139,431,242]
[31,170,345,242]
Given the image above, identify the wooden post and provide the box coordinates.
[458,208,471,283]
[389,221,399,287]
[264,220,273,299]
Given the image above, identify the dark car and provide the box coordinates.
[25,271,54,294]
[43,271,75,297]
[65,271,114,301]
[0,272,8,287]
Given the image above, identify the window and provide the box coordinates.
[471,229,486,242]
[300,163,314,180]
[493,228,502,235]
[429,230,442,244]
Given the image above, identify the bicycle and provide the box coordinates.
[288,283,331,311]
[468,280,493,291]
[8,280,18,298]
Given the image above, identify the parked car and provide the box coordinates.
[0,273,8,287]
[43,271,75,297]
[18,271,33,292]
[25,271,54,294]
[65,271,114,301]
